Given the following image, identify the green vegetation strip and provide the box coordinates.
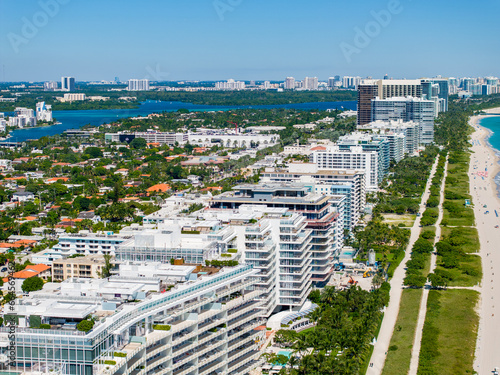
[441,152,474,227]
[382,289,423,375]
[271,284,390,374]
[417,289,479,375]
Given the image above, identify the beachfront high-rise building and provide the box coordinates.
[260,166,366,231]
[371,96,436,144]
[337,132,391,183]
[1,265,265,375]
[210,183,342,286]
[422,78,449,111]
[357,79,422,125]
[36,101,53,122]
[284,77,295,90]
[358,120,421,156]
[127,79,150,91]
[357,81,379,125]
[61,76,75,91]
[310,145,380,191]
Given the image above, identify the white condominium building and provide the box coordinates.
[260,166,365,231]
[358,120,420,155]
[284,77,295,90]
[215,79,246,90]
[371,96,436,144]
[63,93,86,101]
[1,265,265,375]
[302,77,318,90]
[310,145,379,191]
[128,79,150,91]
[36,101,53,122]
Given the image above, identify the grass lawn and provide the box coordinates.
[382,213,416,227]
[387,251,405,279]
[417,289,479,375]
[421,226,436,237]
[442,203,475,227]
[434,254,482,287]
[440,227,479,253]
[382,289,422,375]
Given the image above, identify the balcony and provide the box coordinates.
[144,353,169,373]
[227,348,260,373]
[198,327,227,346]
[198,357,226,375]
[172,340,197,357]
[228,310,260,328]
[228,342,256,361]
[198,318,225,333]
[228,301,261,318]
[227,323,262,346]
[172,364,196,375]
[229,357,263,375]
[245,252,274,261]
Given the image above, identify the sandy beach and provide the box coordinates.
[469,107,500,374]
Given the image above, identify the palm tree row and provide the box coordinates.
[273,284,390,374]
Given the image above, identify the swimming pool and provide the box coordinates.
[277,350,292,358]
[340,249,357,258]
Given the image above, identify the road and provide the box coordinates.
[366,155,439,375]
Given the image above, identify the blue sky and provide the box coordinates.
[0,0,499,82]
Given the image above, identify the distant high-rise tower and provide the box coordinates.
[303,77,318,90]
[127,79,150,91]
[44,81,58,91]
[61,77,75,91]
[284,77,295,90]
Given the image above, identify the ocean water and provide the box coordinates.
[479,115,500,197]
[3,100,357,143]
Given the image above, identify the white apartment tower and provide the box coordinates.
[303,77,318,90]
[310,145,379,191]
[36,101,53,122]
[128,79,150,91]
[284,77,295,90]
[61,76,75,91]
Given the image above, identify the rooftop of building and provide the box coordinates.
[54,255,105,264]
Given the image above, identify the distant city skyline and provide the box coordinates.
[1,0,499,82]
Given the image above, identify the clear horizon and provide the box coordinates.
[1,0,499,82]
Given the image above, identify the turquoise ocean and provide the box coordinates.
[479,115,500,197]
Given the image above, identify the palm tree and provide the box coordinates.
[372,274,384,289]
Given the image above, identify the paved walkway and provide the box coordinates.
[366,155,439,375]
[408,155,448,374]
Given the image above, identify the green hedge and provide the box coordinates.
[153,324,171,331]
